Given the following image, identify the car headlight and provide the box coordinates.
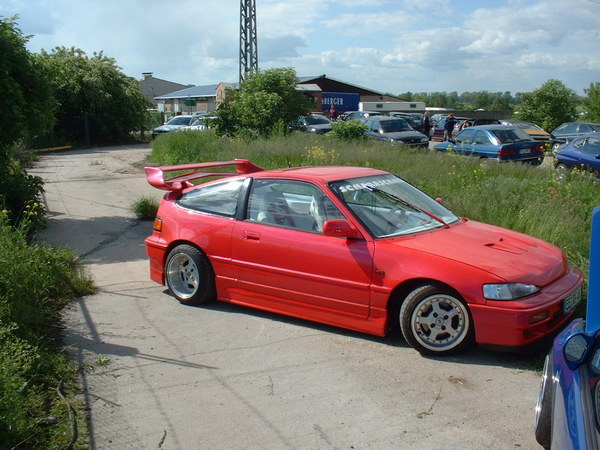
[421,137,428,142]
[483,283,540,300]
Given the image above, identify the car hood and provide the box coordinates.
[153,124,185,132]
[308,124,332,131]
[384,219,567,285]
[382,131,425,140]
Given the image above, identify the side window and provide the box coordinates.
[572,138,586,149]
[582,137,600,155]
[578,124,591,133]
[473,130,492,145]
[177,178,244,217]
[455,128,475,144]
[562,123,578,134]
[246,180,344,233]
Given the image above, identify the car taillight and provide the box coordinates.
[153,216,163,232]
[499,148,516,157]
[534,145,544,153]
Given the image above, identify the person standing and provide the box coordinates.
[422,112,432,140]
[444,113,458,141]
[328,104,338,121]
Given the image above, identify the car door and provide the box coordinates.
[230,178,375,320]
[470,130,497,158]
[580,136,600,173]
[452,128,475,155]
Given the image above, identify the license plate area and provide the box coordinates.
[563,288,582,314]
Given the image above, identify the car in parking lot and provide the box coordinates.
[389,112,424,132]
[144,159,583,356]
[498,119,551,143]
[534,206,600,450]
[341,111,383,121]
[293,114,332,134]
[554,133,600,179]
[360,116,429,147]
[430,116,472,141]
[551,122,600,152]
[152,115,196,138]
[434,125,545,164]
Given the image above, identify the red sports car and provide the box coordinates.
[144,160,583,356]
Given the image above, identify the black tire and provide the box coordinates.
[534,354,553,449]
[165,244,215,305]
[399,285,473,356]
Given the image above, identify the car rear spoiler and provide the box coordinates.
[145,159,264,192]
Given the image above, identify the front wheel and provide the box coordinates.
[165,244,215,305]
[399,285,473,356]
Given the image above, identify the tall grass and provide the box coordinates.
[0,217,94,448]
[150,130,599,303]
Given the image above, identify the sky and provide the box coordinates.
[2,0,600,96]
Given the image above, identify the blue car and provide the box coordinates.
[534,206,600,449]
[554,133,600,180]
[434,125,545,164]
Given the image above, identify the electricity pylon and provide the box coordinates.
[239,0,258,84]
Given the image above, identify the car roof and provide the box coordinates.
[251,165,387,183]
[465,125,518,131]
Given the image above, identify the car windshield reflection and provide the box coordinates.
[380,119,412,133]
[330,174,460,237]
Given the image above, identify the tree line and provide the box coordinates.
[399,80,600,132]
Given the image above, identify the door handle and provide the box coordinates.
[244,231,260,241]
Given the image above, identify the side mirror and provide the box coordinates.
[323,220,363,239]
[435,197,444,205]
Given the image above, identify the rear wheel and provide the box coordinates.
[399,285,473,356]
[165,244,215,305]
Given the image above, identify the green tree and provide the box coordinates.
[514,79,579,131]
[583,82,600,123]
[0,16,56,156]
[38,47,150,144]
[0,16,54,231]
[215,67,313,137]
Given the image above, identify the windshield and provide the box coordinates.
[514,122,543,131]
[306,115,330,125]
[167,116,192,125]
[329,174,460,237]
[380,119,412,132]
[491,128,532,143]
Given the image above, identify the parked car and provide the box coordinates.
[359,116,429,147]
[430,116,472,141]
[499,119,551,143]
[341,111,383,121]
[178,116,217,132]
[551,122,600,152]
[144,160,583,356]
[293,114,332,134]
[388,112,424,132]
[152,115,196,138]
[434,125,545,164]
[553,133,600,179]
[534,206,600,450]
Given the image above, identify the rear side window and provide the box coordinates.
[177,178,244,217]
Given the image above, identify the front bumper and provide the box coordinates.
[469,265,584,348]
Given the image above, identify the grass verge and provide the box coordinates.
[0,218,95,449]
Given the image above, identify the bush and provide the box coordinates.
[133,196,160,220]
[0,218,94,448]
[328,120,368,141]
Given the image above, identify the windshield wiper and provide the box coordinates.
[365,185,449,228]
